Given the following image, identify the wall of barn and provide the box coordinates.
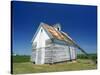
[44,44,69,63]
[31,38,76,64]
[44,42,76,64]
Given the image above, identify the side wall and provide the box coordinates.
[44,42,76,64]
[52,44,71,63]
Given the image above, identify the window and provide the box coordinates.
[41,29,43,32]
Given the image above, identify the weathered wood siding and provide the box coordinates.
[31,39,76,64]
[36,49,42,64]
[70,46,76,60]
[31,48,45,64]
[31,26,50,64]
[51,44,70,62]
[30,49,36,62]
[44,43,76,64]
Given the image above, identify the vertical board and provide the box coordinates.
[36,49,42,64]
[65,46,71,60]
[31,50,36,62]
[70,46,76,60]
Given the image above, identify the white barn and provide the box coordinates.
[31,22,77,64]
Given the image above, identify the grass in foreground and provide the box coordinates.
[13,59,97,74]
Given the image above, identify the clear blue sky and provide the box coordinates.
[12,1,97,55]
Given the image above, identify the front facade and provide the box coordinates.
[31,22,76,64]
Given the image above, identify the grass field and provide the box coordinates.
[12,59,97,74]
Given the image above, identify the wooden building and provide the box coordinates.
[31,22,77,64]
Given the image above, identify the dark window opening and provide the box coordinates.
[41,29,43,32]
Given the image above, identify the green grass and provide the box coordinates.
[12,59,97,74]
[12,54,97,74]
[12,55,30,63]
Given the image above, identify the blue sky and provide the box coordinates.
[12,1,97,55]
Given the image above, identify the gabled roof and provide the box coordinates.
[31,22,75,45]
[41,23,74,45]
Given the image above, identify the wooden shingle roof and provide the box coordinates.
[42,23,74,45]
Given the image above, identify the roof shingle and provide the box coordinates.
[42,23,74,45]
